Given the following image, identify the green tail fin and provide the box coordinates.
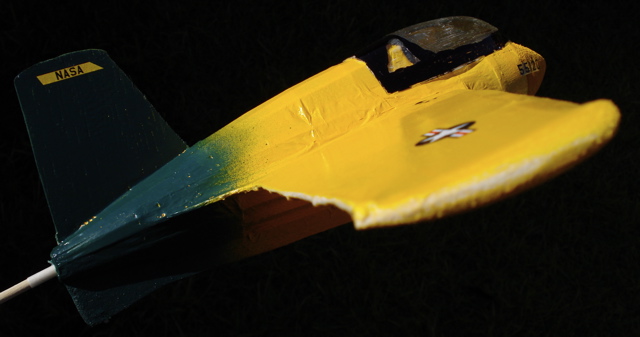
[15,50,193,324]
[14,50,187,242]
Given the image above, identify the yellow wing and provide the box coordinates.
[195,41,618,232]
[254,89,619,228]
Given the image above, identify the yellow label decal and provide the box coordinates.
[36,62,103,85]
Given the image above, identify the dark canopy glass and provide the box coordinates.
[356,17,505,92]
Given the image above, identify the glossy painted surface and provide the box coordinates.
[189,42,618,228]
[15,18,620,324]
[51,41,619,279]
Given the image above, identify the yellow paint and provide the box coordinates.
[386,42,418,72]
[201,42,619,229]
[36,62,103,85]
[259,91,617,228]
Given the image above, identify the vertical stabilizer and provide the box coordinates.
[14,50,187,242]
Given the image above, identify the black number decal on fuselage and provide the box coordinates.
[517,58,540,75]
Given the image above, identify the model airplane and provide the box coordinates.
[1,17,619,324]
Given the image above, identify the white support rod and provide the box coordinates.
[0,265,57,304]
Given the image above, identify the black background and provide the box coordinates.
[1,0,638,336]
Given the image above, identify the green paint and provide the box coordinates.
[50,140,235,279]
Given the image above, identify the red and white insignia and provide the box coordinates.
[416,121,475,145]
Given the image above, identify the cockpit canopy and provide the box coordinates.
[356,17,505,93]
